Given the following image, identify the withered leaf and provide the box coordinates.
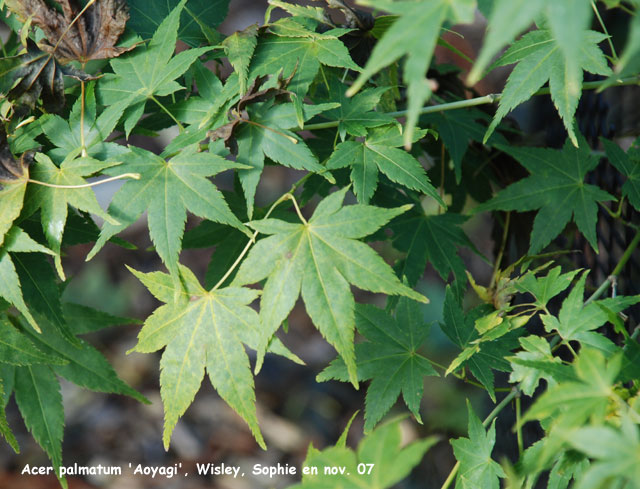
[7,41,97,114]
[6,0,133,64]
[0,127,32,187]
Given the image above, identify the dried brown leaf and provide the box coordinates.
[6,0,132,64]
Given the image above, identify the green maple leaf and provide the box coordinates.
[249,18,360,97]
[475,139,614,254]
[223,24,258,95]
[451,401,505,489]
[288,417,437,489]
[390,211,476,295]
[23,154,119,279]
[98,0,214,136]
[40,83,128,164]
[233,187,427,386]
[508,336,561,396]
[0,378,18,453]
[127,0,228,47]
[235,101,337,217]
[315,72,394,140]
[129,264,291,450]
[484,29,611,146]
[523,348,620,428]
[0,227,56,333]
[0,316,66,367]
[515,266,581,309]
[14,364,65,487]
[569,416,640,489]
[421,108,507,182]
[441,286,517,401]
[88,146,248,274]
[603,137,640,212]
[318,298,438,431]
[19,314,148,405]
[540,272,640,343]
[326,124,442,204]
[0,143,29,248]
[347,0,476,148]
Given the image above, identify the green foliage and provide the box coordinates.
[451,401,505,489]
[289,417,438,489]
[318,298,438,431]
[476,139,614,253]
[2,1,640,488]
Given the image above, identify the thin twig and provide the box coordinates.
[28,173,140,189]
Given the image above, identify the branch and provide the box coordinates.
[302,76,640,132]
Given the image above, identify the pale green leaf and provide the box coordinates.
[468,0,545,84]
[131,265,266,450]
[24,153,118,279]
[451,401,505,489]
[89,147,248,274]
[223,24,258,95]
[233,188,426,385]
[484,30,610,145]
[326,124,442,205]
[349,0,475,147]
[288,417,437,489]
[98,0,214,135]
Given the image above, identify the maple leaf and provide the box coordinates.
[222,24,258,95]
[288,417,437,489]
[40,82,128,163]
[6,41,96,114]
[0,378,18,453]
[441,286,517,401]
[315,72,394,140]
[0,316,67,367]
[421,108,507,183]
[540,272,640,343]
[347,0,476,148]
[483,29,611,146]
[326,124,441,205]
[233,187,428,386]
[88,146,249,275]
[523,348,620,428]
[514,266,581,310]
[568,416,640,489]
[6,0,133,64]
[233,100,337,217]
[22,153,120,279]
[127,0,228,47]
[0,227,56,333]
[603,137,640,212]
[508,336,561,396]
[130,265,271,450]
[249,17,360,97]
[318,298,438,432]
[0,131,32,248]
[390,211,476,296]
[13,364,65,485]
[97,0,213,136]
[475,139,614,254]
[451,401,505,489]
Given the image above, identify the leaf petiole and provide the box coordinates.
[28,173,140,189]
